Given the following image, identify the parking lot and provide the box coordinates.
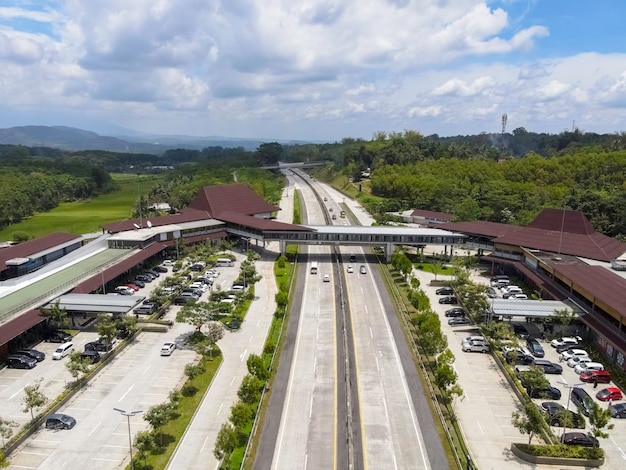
[416,267,626,469]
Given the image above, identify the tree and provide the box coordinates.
[255,142,283,165]
[214,422,238,460]
[237,374,264,405]
[511,400,545,445]
[0,417,18,447]
[0,450,9,469]
[144,403,175,446]
[413,310,448,356]
[518,367,549,398]
[95,315,118,346]
[247,353,269,381]
[65,351,92,380]
[134,430,156,468]
[205,321,225,359]
[552,308,575,335]
[39,300,68,328]
[176,301,220,331]
[22,378,48,420]
[229,401,254,430]
[587,402,614,447]
[184,363,204,385]
[275,290,289,313]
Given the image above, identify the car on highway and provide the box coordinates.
[532,359,563,374]
[16,348,45,362]
[160,342,176,356]
[435,286,454,295]
[550,336,582,348]
[580,369,611,384]
[609,403,626,418]
[461,339,489,353]
[541,402,585,428]
[596,387,622,402]
[349,255,356,262]
[438,296,458,305]
[347,265,354,273]
[444,308,466,317]
[323,274,331,282]
[323,197,328,201]
[526,337,545,357]
[7,354,37,369]
[448,317,471,326]
[45,413,76,430]
[359,265,366,274]
[560,348,589,362]
[561,432,598,447]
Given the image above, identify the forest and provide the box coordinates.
[3,127,626,240]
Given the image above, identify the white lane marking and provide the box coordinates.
[201,435,209,453]
[240,349,248,361]
[309,395,314,418]
[217,403,224,415]
[118,385,134,402]
[477,421,484,435]
[9,387,24,400]
[88,422,101,436]
[369,327,373,339]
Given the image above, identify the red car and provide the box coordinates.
[596,387,622,402]
[125,283,140,291]
[580,369,611,384]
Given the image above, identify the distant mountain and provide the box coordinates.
[0,125,315,153]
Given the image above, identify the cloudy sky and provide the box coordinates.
[1,1,626,141]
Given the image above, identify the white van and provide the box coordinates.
[52,342,74,360]
[216,258,234,267]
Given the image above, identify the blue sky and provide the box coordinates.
[1,1,626,141]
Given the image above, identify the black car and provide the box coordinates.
[439,296,458,305]
[174,296,193,305]
[144,270,160,278]
[84,341,113,353]
[45,413,76,430]
[16,348,45,362]
[504,348,533,365]
[80,350,101,364]
[349,255,356,262]
[541,402,585,428]
[609,403,626,419]
[526,385,561,400]
[512,324,530,339]
[153,266,168,273]
[7,354,37,369]
[436,287,454,295]
[448,317,471,326]
[128,279,145,288]
[526,337,545,357]
[135,274,153,282]
[45,330,72,343]
[561,432,598,447]
[556,343,578,354]
[532,359,563,374]
[445,308,466,318]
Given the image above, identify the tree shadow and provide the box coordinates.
[182,385,198,397]
[150,433,176,453]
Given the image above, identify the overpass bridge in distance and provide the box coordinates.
[257,225,467,260]
[260,161,327,170]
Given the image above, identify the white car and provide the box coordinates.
[323,274,330,282]
[567,355,592,368]
[160,342,176,356]
[560,348,589,362]
[574,361,603,375]
[461,339,489,353]
[551,336,582,348]
[347,265,354,273]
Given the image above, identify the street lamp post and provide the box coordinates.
[557,381,585,439]
[113,408,143,470]
[243,237,250,288]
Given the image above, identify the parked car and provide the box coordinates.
[567,355,592,368]
[445,308,466,318]
[532,359,563,374]
[570,387,595,416]
[526,385,561,400]
[596,387,622,402]
[556,343,579,354]
[128,279,145,288]
[135,274,152,282]
[580,369,611,384]
[609,403,626,418]
[174,296,194,305]
[561,432,598,447]
[16,348,45,362]
[7,354,37,369]
[503,347,534,365]
[512,324,530,339]
[153,266,168,273]
[84,339,113,353]
[560,348,589,362]
[45,413,76,430]
[436,287,454,295]
[160,342,176,356]
[52,342,74,360]
[114,286,134,295]
[526,337,545,358]
[144,270,160,278]
[461,339,489,353]
[80,350,101,364]
[541,402,585,428]
[124,283,140,291]
[448,317,471,326]
[551,336,582,348]
[574,362,604,375]
[45,330,72,343]
[439,296,458,305]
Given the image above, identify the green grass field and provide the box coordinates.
[0,173,164,240]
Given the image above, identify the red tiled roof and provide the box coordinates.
[528,209,594,235]
[552,263,626,318]
[0,309,46,346]
[0,233,80,271]
[102,209,212,234]
[217,211,313,232]
[187,183,280,217]
[433,220,523,238]
[410,209,452,222]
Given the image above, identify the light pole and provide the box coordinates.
[557,381,584,439]
[113,408,143,470]
[243,237,250,288]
